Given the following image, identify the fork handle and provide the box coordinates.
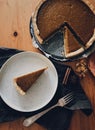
[23,104,58,127]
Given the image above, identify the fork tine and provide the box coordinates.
[62,92,73,104]
[62,92,73,99]
[64,96,73,104]
[64,93,73,100]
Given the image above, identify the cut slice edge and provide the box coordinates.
[63,26,85,58]
[13,67,48,95]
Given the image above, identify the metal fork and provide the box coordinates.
[23,92,73,127]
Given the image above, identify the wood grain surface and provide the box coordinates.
[0,0,95,130]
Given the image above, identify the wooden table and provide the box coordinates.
[0,0,95,130]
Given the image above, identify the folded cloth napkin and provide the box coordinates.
[0,47,92,130]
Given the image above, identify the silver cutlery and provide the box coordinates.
[23,92,73,127]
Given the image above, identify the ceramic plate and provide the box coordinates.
[0,52,58,112]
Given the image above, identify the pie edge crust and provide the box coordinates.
[32,0,95,58]
[13,67,48,95]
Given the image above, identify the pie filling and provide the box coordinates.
[32,0,95,58]
[13,67,47,95]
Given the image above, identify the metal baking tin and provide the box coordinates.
[30,18,95,62]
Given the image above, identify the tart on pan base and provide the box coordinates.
[32,0,95,58]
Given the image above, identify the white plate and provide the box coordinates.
[0,52,58,112]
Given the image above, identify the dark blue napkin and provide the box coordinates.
[0,47,92,130]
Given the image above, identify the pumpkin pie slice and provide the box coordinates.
[13,67,47,95]
[63,26,85,58]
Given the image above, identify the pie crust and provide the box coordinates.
[32,0,95,58]
[13,67,47,95]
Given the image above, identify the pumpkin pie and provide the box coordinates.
[32,0,95,58]
[13,67,47,95]
[63,25,85,58]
